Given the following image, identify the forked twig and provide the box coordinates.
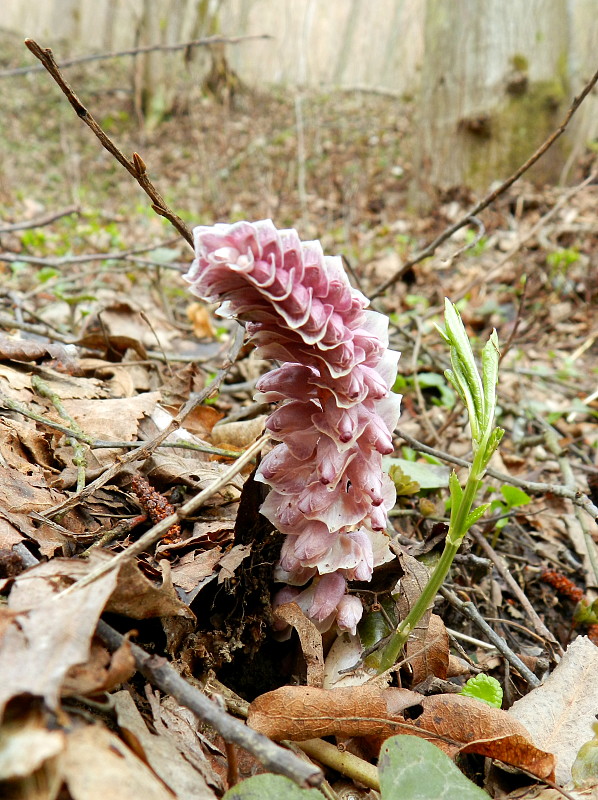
[24,39,194,248]
[370,66,598,299]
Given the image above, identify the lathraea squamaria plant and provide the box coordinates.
[185,219,401,634]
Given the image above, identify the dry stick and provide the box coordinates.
[439,169,598,310]
[55,431,268,598]
[439,587,541,688]
[397,429,598,523]
[24,39,194,248]
[470,529,564,656]
[40,324,246,518]
[370,66,598,299]
[1,236,184,269]
[95,620,321,790]
[3,34,272,78]
[0,205,79,234]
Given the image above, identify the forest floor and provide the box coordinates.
[0,31,598,800]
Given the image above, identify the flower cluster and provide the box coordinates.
[185,220,401,634]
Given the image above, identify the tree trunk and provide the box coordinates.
[413,0,570,202]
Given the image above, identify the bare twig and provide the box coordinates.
[0,236,183,269]
[396,429,598,522]
[470,529,563,656]
[0,205,79,233]
[96,620,321,789]
[2,34,272,79]
[438,170,597,310]
[371,66,598,299]
[40,324,247,517]
[440,587,541,687]
[24,39,194,247]
[56,432,268,596]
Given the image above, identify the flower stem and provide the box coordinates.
[378,445,487,672]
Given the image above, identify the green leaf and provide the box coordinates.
[384,458,450,490]
[448,470,463,505]
[499,485,531,508]
[415,372,456,407]
[222,774,322,800]
[464,503,490,531]
[460,674,503,708]
[378,735,491,799]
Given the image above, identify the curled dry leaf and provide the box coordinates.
[408,613,450,685]
[274,602,325,688]
[114,690,216,800]
[247,686,555,780]
[0,332,75,366]
[61,638,135,697]
[210,416,267,450]
[247,685,423,740]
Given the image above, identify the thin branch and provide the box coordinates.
[40,324,247,518]
[440,587,541,687]
[370,66,598,299]
[396,429,598,522]
[0,205,79,233]
[1,34,273,78]
[24,39,194,248]
[470,529,563,656]
[56,431,268,597]
[96,620,322,790]
[0,236,183,269]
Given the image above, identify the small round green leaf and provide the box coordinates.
[379,735,491,799]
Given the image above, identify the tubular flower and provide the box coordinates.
[185,220,401,632]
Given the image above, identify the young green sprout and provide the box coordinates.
[378,299,504,672]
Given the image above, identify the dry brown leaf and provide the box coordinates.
[60,722,175,800]
[106,557,196,622]
[248,685,555,780]
[0,567,119,720]
[114,690,216,800]
[1,417,55,472]
[217,543,252,583]
[0,709,65,780]
[274,602,325,688]
[170,548,223,592]
[510,636,598,785]
[409,613,450,685]
[61,638,135,697]
[144,451,243,502]
[149,694,226,793]
[51,391,161,471]
[247,685,423,740]
[7,554,194,623]
[411,694,555,779]
[0,464,64,515]
[180,403,224,437]
[187,302,216,339]
[0,333,74,366]
[210,416,267,449]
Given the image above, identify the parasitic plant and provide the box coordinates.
[185,220,401,633]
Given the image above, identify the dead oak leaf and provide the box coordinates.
[247,686,555,781]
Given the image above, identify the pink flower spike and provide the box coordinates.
[185,219,401,630]
[336,595,363,635]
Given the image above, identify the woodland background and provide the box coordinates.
[0,2,597,800]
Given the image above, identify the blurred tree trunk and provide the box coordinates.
[413,0,570,203]
[134,0,222,129]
